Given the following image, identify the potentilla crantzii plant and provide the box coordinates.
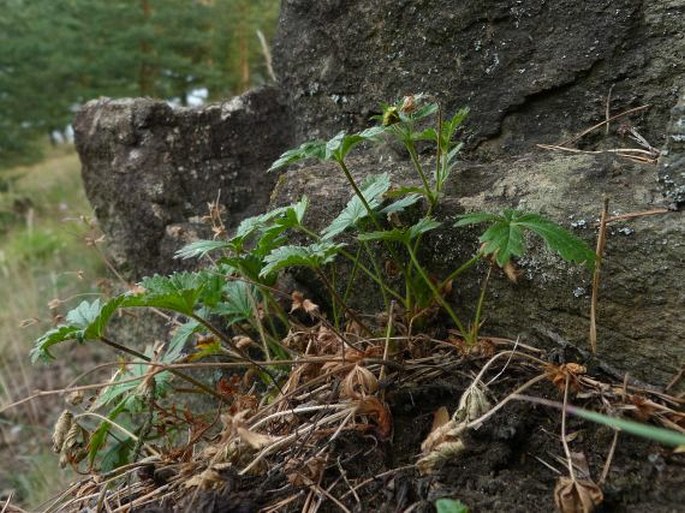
[32,94,595,470]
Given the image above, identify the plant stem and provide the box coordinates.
[99,336,229,404]
[316,269,374,336]
[405,139,435,206]
[469,262,492,345]
[439,254,481,289]
[405,244,468,337]
[298,225,404,305]
[337,159,385,231]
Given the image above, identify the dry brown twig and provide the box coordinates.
[556,104,651,147]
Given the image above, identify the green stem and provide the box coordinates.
[435,106,443,196]
[469,263,492,345]
[316,269,374,337]
[405,139,435,206]
[337,158,419,305]
[297,226,404,305]
[405,244,468,337]
[439,254,481,289]
[342,244,363,306]
[99,336,229,404]
[337,159,385,231]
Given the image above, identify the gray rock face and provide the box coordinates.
[659,92,685,209]
[72,2,684,385]
[73,87,293,278]
[271,150,684,385]
[274,0,684,154]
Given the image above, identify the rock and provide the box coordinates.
[274,0,684,154]
[658,92,685,209]
[271,149,684,386]
[73,86,293,279]
[72,1,685,385]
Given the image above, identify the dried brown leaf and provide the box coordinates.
[354,396,392,439]
[554,477,603,513]
[341,365,379,399]
[417,440,466,475]
[184,468,224,490]
[285,454,327,487]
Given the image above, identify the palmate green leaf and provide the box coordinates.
[214,280,256,324]
[379,193,422,215]
[165,320,200,363]
[454,209,596,269]
[453,212,502,227]
[137,271,222,315]
[358,217,441,244]
[324,126,385,162]
[268,140,327,172]
[31,325,84,362]
[175,240,233,260]
[511,212,596,269]
[407,217,442,239]
[230,199,309,258]
[260,242,345,278]
[321,173,391,240]
[31,296,133,362]
[65,299,102,328]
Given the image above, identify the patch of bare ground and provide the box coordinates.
[21,326,683,513]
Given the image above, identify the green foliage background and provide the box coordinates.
[0,0,280,168]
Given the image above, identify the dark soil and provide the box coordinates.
[127,348,685,513]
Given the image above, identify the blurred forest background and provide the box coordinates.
[0,0,280,506]
[1,0,280,169]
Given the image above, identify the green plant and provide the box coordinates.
[30,95,596,471]
[435,498,470,513]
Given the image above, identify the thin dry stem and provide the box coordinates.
[561,375,576,481]
[605,208,670,224]
[599,429,619,485]
[555,104,650,147]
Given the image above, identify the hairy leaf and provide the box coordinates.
[166,320,200,363]
[268,140,327,172]
[214,280,256,324]
[31,325,83,362]
[65,299,103,328]
[455,209,595,269]
[379,193,422,215]
[137,271,222,315]
[511,212,596,269]
[175,240,232,260]
[260,242,345,278]
[321,173,391,240]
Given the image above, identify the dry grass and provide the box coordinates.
[0,147,105,508]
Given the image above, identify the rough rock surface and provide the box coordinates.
[274,0,685,154]
[72,2,684,384]
[271,150,683,386]
[74,87,293,278]
[659,92,685,208]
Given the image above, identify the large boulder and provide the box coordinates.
[271,148,683,386]
[273,0,684,153]
[73,87,293,278]
[72,1,684,385]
